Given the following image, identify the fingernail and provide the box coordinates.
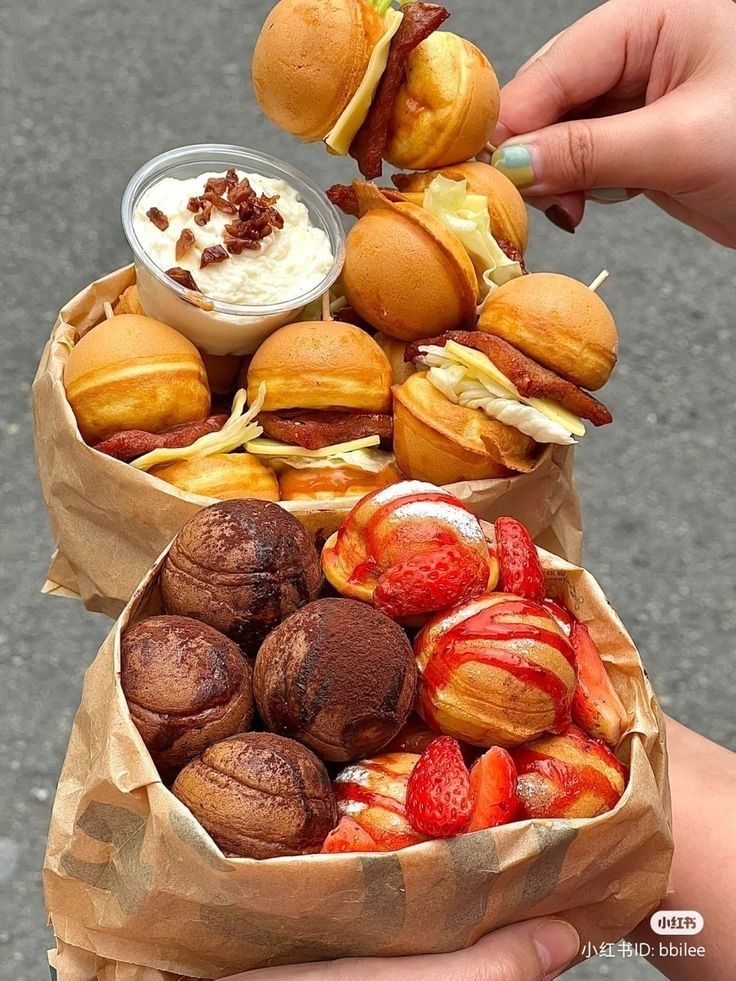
[545,204,576,233]
[588,187,629,203]
[491,145,535,189]
[534,920,580,976]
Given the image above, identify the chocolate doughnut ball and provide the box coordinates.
[121,615,253,771]
[171,732,337,858]
[254,598,418,762]
[160,499,322,653]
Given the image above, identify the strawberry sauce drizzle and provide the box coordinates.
[513,750,621,815]
[335,782,406,817]
[420,601,575,732]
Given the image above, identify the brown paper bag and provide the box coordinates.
[43,535,672,980]
[33,266,582,618]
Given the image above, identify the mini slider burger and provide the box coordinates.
[246,320,401,500]
[328,165,528,341]
[393,273,618,482]
[251,0,499,178]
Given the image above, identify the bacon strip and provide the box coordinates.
[405,331,612,426]
[350,3,450,179]
[94,415,229,462]
[259,410,393,450]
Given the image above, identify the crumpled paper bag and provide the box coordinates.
[43,533,672,980]
[32,266,582,618]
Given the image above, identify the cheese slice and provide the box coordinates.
[324,8,403,155]
[526,396,586,438]
[246,434,381,459]
[269,447,395,473]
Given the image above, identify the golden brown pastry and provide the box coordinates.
[150,454,280,501]
[478,272,618,391]
[392,371,540,482]
[63,314,210,444]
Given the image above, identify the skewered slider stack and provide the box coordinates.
[251,0,499,177]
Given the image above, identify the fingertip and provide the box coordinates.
[533,919,580,976]
[491,121,514,147]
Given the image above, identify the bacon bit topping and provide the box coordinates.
[200,245,229,268]
[175,228,196,262]
[202,191,237,215]
[165,266,201,292]
[175,171,285,261]
[146,207,169,230]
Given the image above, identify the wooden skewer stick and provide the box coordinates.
[475,141,497,164]
[588,269,610,293]
[321,290,332,322]
[102,301,115,320]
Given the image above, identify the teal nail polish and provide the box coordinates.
[588,187,629,203]
[491,145,535,189]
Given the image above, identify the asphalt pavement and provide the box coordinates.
[1,1,734,978]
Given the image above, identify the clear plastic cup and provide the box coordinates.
[121,144,346,355]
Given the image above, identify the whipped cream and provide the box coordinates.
[133,170,334,306]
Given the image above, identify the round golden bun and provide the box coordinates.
[342,200,478,342]
[478,273,618,391]
[396,161,529,253]
[247,320,392,412]
[251,0,385,142]
[392,372,540,482]
[64,314,210,444]
[150,454,280,501]
[278,462,401,501]
[386,33,499,170]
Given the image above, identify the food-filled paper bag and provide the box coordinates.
[43,534,672,980]
[33,266,582,618]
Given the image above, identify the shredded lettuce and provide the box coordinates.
[418,342,586,444]
[422,175,523,294]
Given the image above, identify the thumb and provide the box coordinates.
[491,95,691,198]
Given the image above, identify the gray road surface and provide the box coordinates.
[1,1,734,978]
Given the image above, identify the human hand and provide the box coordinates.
[221,916,579,980]
[489,0,736,245]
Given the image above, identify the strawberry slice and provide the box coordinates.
[320,816,382,853]
[542,598,577,636]
[494,517,546,601]
[373,544,490,621]
[467,746,519,831]
[571,622,630,747]
[405,736,474,837]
